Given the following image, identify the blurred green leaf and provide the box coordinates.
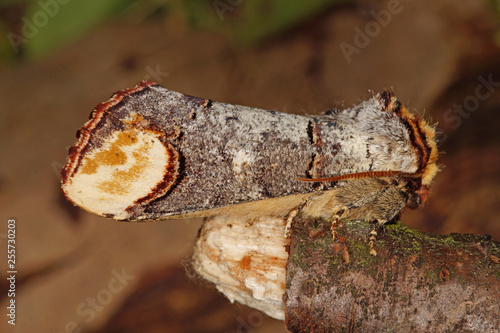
[1,0,135,60]
[491,0,500,12]
[23,0,134,57]
[1,0,348,62]
[488,0,500,46]
[182,0,350,46]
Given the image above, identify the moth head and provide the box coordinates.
[406,183,430,210]
[378,90,440,187]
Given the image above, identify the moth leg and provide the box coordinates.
[330,215,339,241]
[284,200,309,238]
[368,228,378,256]
[368,219,387,256]
[284,208,299,239]
[284,192,323,238]
[330,209,347,241]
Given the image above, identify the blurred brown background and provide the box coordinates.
[0,0,499,332]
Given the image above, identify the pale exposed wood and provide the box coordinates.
[192,215,289,320]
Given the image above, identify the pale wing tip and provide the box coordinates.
[61,81,179,220]
[62,128,179,220]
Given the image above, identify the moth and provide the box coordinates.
[61,81,439,320]
[61,81,438,225]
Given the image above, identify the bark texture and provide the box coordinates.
[192,215,288,320]
[284,216,500,333]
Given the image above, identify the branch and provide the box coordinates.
[285,215,500,332]
[192,214,500,332]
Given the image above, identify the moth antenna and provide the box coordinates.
[296,171,421,182]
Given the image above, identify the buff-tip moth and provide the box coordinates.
[61,81,438,319]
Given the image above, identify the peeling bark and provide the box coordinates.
[192,215,288,320]
[284,215,500,333]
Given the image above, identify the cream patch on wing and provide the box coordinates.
[232,149,253,181]
[63,129,172,219]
